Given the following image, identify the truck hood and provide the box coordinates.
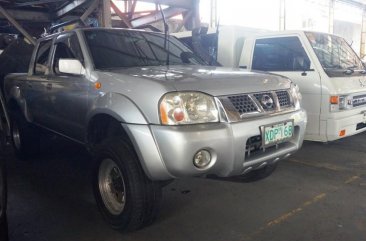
[330,75,366,95]
[105,65,292,96]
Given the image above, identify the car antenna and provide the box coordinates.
[159,4,170,66]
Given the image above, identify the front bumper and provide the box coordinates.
[326,110,366,141]
[125,109,307,180]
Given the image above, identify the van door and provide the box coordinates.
[250,36,322,140]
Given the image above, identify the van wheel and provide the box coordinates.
[92,137,162,232]
[240,163,278,182]
[10,112,40,160]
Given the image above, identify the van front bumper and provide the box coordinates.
[326,110,366,141]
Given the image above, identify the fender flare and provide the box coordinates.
[86,92,148,125]
[7,86,32,122]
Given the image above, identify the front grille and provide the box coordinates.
[353,94,366,107]
[245,134,286,158]
[222,89,294,121]
[276,90,291,108]
[253,92,276,111]
[228,95,258,115]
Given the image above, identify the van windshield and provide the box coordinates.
[83,29,206,70]
[305,32,365,77]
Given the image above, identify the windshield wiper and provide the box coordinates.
[343,65,357,75]
[344,68,354,75]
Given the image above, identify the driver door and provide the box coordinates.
[45,33,89,142]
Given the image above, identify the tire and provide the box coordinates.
[239,162,278,183]
[0,158,8,241]
[92,137,162,232]
[10,111,40,160]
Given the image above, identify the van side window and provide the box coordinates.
[252,37,311,71]
[53,34,84,74]
[34,39,52,75]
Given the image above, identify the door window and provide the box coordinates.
[53,34,84,74]
[34,39,52,75]
[252,37,311,71]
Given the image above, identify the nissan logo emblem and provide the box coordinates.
[261,94,274,109]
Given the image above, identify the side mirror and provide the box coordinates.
[58,58,85,75]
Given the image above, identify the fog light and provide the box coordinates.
[193,150,211,168]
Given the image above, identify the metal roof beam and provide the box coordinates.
[111,0,132,27]
[14,0,66,7]
[130,7,186,28]
[136,0,194,9]
[55,0,88,18]
[0,5,36,45]
[0,9,50,22]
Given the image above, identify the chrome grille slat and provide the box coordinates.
[353,94,366,107]
[227,95,259,115]
[220,89,294,122]
[276,90,292,108]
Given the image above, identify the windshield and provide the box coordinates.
[305,32,365,77]
[84,29,206,69]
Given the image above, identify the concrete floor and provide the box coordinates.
[4,132,366,241]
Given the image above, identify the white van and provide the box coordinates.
[175,28,366,142]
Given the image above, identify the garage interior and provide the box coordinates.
[1,0,366,241]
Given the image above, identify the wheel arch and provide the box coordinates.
[86,112,173,181]
[6,86,31,122]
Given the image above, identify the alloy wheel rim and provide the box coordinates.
[12,122,21,151]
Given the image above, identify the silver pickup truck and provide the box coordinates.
[3,28,306,231]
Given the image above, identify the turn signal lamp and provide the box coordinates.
[95,82,102,89]
[330,96,339,104]
[339,129,346,137]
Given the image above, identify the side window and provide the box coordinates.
[252,37,311,71]
[34,39,52,75]
[53,34,84,74]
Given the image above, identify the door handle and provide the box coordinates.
[46,83,52,90]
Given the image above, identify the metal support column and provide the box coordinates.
[360,8,366,58]
[329,0,335,34]
[0,6,36,45]
[279,0,286,31]
[99,0,112,27]
[192,0,201,29]
[210,0,217,28]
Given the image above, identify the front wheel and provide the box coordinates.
[92,137,162,232]
[0,158,8,241]
[10,112,40,160]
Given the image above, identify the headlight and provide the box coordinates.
[330,95,352,112]
[159,92,219,125]
[290,83,302,110]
